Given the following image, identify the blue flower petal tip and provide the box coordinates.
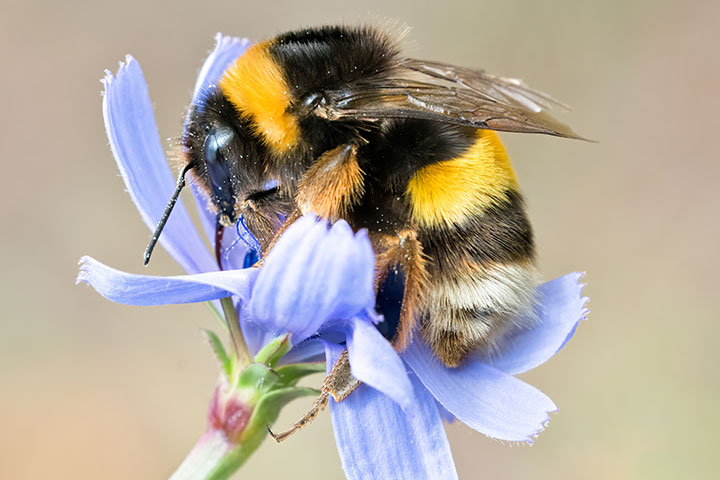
[192,34,250,105]
[102,53,217,274]
[547,271,589,353]
[76,255,91,285]
[346,316,415,412]
[101,54,135,89]
[249,215,378,345]
[76,255,258,306]
[482,272,589,376]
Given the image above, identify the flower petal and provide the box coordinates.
[187,34,251,247]
[102,57,216,274]
[77,256,257,306]
[220,224,254,272]
[191,34,250,104]
[346,316,414,411]
[435,401,456,424]
[278,338,326,365]
[329,337,457,480]
[250,216,375,343]
[403,339,557,443]
[188,183,216,253]
[238,302,277,356]
[486,272,589,375]
[249,216,326,336]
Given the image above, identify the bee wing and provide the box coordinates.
[316,58,585,140]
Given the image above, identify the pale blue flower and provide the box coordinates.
[77,34,588,480]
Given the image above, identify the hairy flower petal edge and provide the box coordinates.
[250,217,375,344]
[403,339,556,443]
[77,256,257,306]
[102,56,216,274]
[486,272,588,375]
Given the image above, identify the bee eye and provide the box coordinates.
[203,127,235,209]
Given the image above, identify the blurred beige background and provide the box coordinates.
[1,0,718,478]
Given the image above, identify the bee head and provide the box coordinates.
[181,88,273,227]
[142,87,276,266]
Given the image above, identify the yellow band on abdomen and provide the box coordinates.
[406,130,519,228]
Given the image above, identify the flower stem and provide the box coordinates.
[220,297,251,371]
[170,428,266,480]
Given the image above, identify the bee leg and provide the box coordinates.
[258,208,303,263]
[268,350,359,443]
[239,188,295,251]
[321,349,361,402]
[373,230,429,351]
[260,144,365,262]
[295,143,365,222]
[268,390,329,443]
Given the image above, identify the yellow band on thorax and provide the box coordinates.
[219,42,299,153]
[406,130,519,228]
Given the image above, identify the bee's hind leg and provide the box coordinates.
[372,230,429,351]
[269,350,360,443]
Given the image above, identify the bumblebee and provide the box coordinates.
[145,24,581,429]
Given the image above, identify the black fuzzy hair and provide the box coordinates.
[269,25,401,99]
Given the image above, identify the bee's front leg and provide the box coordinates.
[295,143,365,221]
[264,143,365,258]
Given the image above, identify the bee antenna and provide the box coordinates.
[144,164,193,266]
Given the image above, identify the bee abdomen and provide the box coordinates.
[415,185,538,366]
[420,262,540,367]
[405,129,519,229]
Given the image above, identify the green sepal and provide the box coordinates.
[202,329,232,378]
[275,362,326,386]
[235,363,281,403]
[253,334,291,368]
[173,361,324,480]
